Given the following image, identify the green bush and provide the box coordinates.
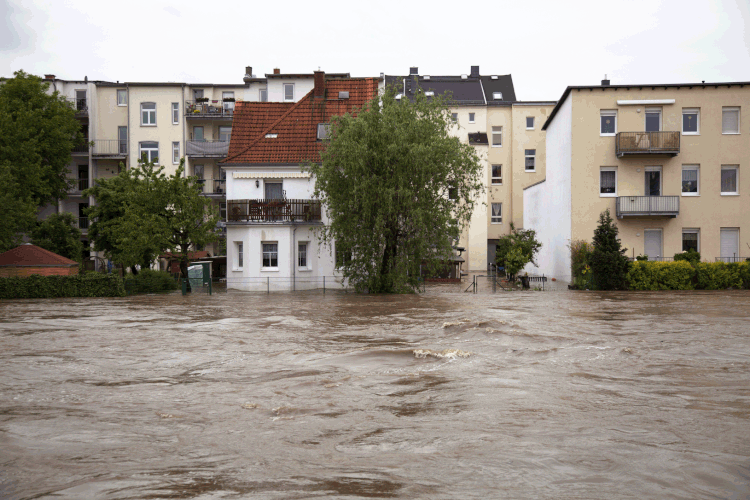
[635,255,649,261]
[627,261,695,290]
[569,239,592,289]
[589,209,630,290]
[674,249,701,265]
[123,269,178,294]
[0,273,126,299]
[695,262,745,290]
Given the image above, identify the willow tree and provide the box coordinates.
[309,86,484,293]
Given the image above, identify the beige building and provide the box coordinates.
[525,78,750,281]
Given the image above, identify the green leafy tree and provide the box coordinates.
[84,157,219,280]
[0,161,37,251]
[309,86,484,293]
[589,208,630,290]
[30,212,84,262]
[494,223,542,280]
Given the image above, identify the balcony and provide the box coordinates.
[71,141,90,155]
[715,256,749,263]
[616,131,680,157]
[92,139,128,158]
[196,178,226,197]
[66,97,88,117]
[616,196,679,218]
[227,199,322,223]
[185,100,234,119]
[186,140,229,158]
[68,178,90,195]
[77,217,89,231]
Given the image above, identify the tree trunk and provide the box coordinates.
[179,257,191,292]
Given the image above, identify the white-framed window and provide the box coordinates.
[682,108,699,135]
[682,229,700,253]
[298,242,308,269]
[491,164,502,185]
[317,123,331,140]
[262,242,278,269]
[600,167,617,197]
[219,126,232,142]
[335,243,352,269]
[721,165,739,195]
[493,92,503,100]
[722,107,740,134]
[600,110,617,136]
[259,89,268,102]
[171,103,179,124]
[194,164,204,179]
[222,91,234,111]
[720,228,740,261]
[117,89,127,106]
[141,102,156,126]
[681,165,699,196]
[491,126,502,147]
[491,203,502,224]
[526,116,535,130]
[525,149,536,172]
[193,126,204,142]
[468,112,475,123]
[172,142,179,164]
[645,107,662,132]
[118,126,128,154]
[235,241,243,269]
[283,84,294,102]
[451,113,458,123]
[138,141,158,163]
[193,89,204,100]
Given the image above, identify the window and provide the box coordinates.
[682,229,699,253]
[681,165,699,195]
[491,203,502,224]
[222,91,234,111]
[682,108,699,135]
[219,126,232,142]
[317,123,331,140]
[526,116,535,130]
[721,166,738,195]
[722,107,740,134]
[600,167,617,196]
[259,89,268,102]
[600,110,617,136]
[525,150,536,172]
[117,89,127,106]
[193,89,204,100]
[194,164,204,179]
[468,112,475,123]
[451,113,458,123]
[448,182,458,200]
[235,241,243,269]
[491,164,502,185]
[193,126,204,142]
[298,242,308,268]
[172,142,179,164]
[220,202,226,221]
[491,126,502,147]
[118,126,128,154]
[720,228,740,261]
[492,92,503,100]
[284,84,294,101]
[335,243,352,268]
[139,142,158,163]
[171,103,179,124]
[645,108,662,132]
[262,242,278,268]
[141,102,156,126]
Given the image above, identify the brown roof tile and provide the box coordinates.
[0,244,78,267]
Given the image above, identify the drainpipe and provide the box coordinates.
[126,83,130,171]
[292,225,297,291]
[181,83,186,177]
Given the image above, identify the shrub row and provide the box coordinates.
[627,261,750,291]
[0,273,126,299]
[123,269,179,294]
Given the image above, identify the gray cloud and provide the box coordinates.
[0,0,34,52]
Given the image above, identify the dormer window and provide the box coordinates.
[284,83,294,102]
[425,91,434,97]
[493,92,503,100]
[491,75,499,80]
[317,123,331,140]
[265,133,278,139]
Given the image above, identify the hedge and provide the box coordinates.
[0,273,126,299]
[626,261,749,291]
[123,269,179,294]
[695,262,746,290]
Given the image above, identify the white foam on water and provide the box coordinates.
[413,349,473,360]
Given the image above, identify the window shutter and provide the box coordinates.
[722,109,739,133]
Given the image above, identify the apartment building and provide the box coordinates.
[385,67,554,271]
[525,79,750,281]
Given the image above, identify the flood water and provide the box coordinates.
[1,288,749,499]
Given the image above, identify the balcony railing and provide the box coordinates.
[715,256,749,263]
[616,131,680,157]
[68,178,89,194]
[71,141,90,154]
[185,100,234,118]
[66,97,88,116]
[92,139,128,157]
[77,217,89,230]
[195,178,226,196]
[186,140,229,157]
[227,199,322,223]
[616,196,679,218]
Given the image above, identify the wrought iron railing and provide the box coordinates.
[71,141,90,153]
[78,217,89,230]
[186,140,229,157]
[715,256,749,263]
[195,178,226,195]
[227,199,322,223]
[92,139,128,156]
[616,196,679,218]
[68,178,89,193]
[185,100,234,117]
[616,131,680,156]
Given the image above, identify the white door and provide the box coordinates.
[720,228,739,261]
[644,229,662,261]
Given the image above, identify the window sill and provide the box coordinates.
[491,221,503,224]
[298,268,312,272]
[526,127,535,131]
[117,104,127,107]
[491,145,503,148]
[720,193,740,196]
[600,133,616,137]
[600,193,617,198]
[525,169,536,173]
[141,124,156,127]
[261,267,280,272]
[722,132,740,135]
[491,181,503,186]
[681,132,699,136]
[232,268,243,272]
[681,193,700,197]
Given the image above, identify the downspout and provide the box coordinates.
[292,225,297,291]
[126,83,130,172]
[181,83,186,177]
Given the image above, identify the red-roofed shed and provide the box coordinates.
[0,244,79,277]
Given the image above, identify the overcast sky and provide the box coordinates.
[2,0,749,101]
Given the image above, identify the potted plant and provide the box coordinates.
[223,97,235,102]
[196,97,209,103]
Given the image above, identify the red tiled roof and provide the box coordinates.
[0,244,78,267]
[224,78,379,165]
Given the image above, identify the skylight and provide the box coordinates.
[425,91,434,97]
[265,133,278,139]
[317,123,331,140]
[493,92,503,100]
[491,75,498,80]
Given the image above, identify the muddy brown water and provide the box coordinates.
[1,289,749,499]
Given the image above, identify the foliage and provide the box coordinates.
[0,273,125,299]
[569,239,592,289]
[123,269,178,294]
[635,255,649,261]
[674,249,701,265]
[0,161,37,252]
[84,158,219,280]
[589,209,630,290]
[626,261,695,290]
[695,262,745,290]
[308,85,484,293]
[496,223,542,280]
[30,212,84,262]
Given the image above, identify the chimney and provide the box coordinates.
[601,74,610,86]
[273,68,280,75]
[470,66,479,78]
[243,66,253,83]
[409,67,418,76]
[314,70,325,98]
[44,74,55,80]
